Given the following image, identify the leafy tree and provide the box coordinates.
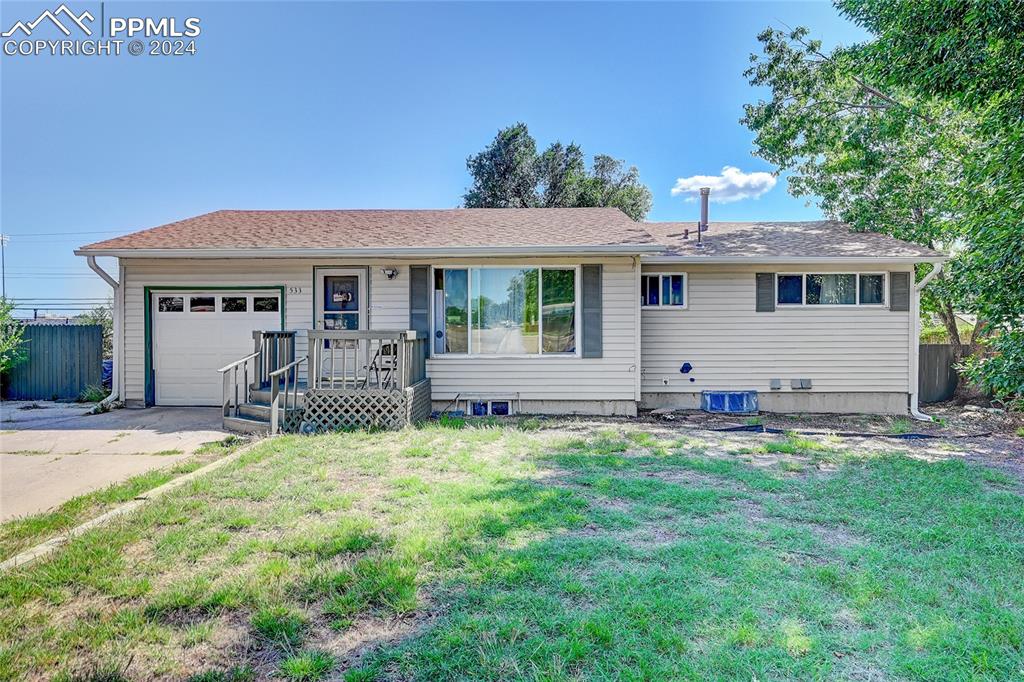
[463,123,538,209]
[464,124,653,221]
[76,301,113,357]
[0,298,27,375]
[742,26,975,358]
[742,5,1024,401]
[835,0,1024,403]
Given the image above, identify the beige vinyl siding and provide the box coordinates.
[640,264,913,394]
[122,256,637,405]
[122,258,415,404]
[426,257,637,402]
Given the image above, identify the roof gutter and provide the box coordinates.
[74,244,665,259]
[641,255,947,265]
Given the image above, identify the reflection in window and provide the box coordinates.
[443,269,468,353]
[433,267,578,355]
[158,296,183,312]
[642,274,685,307]
[806,274,857,305]
[222,296,247,312]
[253,296,279,312]
[542,269,576,353]
[777,275,803,305]
[859,274,885,304]
[190,296,216,312]
[472,268,538,355]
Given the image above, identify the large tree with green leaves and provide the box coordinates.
[742,3,1024,402]
[463,123,653,221]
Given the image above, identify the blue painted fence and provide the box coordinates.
[5,324,103,401]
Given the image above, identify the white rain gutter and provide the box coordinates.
[641,255,946,265]
[85,256,121,411]
[74,244,666,259]
[909,261,945,421]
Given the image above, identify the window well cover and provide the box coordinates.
[701,391,758,414]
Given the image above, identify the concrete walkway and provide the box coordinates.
[0,402,227,521]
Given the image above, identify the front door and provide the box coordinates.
[314,269,367,385]
[315,269,366,332]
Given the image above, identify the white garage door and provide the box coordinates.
[152,291,282,406]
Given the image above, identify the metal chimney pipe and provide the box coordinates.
[699,187,710,230]
[696,187,710,247]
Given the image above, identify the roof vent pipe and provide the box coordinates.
[696,186,710,248]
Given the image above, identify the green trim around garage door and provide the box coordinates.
[144,285,286,406]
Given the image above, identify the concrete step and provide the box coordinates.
[223,415,271,435]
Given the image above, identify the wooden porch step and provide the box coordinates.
[250,385,307,406]
[223,415,271,435]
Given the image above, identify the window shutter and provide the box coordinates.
[889,272,911,311]
[755,273,775,312]
[581,264,603,358]
[409,266,430,357]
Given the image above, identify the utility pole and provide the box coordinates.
[0,234,8,299]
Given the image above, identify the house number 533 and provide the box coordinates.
[287,287,303,294]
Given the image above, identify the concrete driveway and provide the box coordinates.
[0,402,228,521]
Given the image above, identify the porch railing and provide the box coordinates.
[269,355,307,434]
[307,330,425,391]
[255,330,297,387]
[218,330,298,419]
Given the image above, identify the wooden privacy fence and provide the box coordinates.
[5,324,103,401]
[919,343,959,403]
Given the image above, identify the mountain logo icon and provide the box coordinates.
[2,4,95,38]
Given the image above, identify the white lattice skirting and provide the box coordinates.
[299,379,432,432]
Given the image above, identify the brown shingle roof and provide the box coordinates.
[644,220,944,259]
[78,208,658,253]
[77,209,944,261]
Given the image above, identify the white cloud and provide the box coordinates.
[670,166,777,203]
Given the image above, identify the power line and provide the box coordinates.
[4,230,124,236]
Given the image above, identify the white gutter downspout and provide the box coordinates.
[909,261,944,421]
[633,255,642,409]
[86,256,121,411]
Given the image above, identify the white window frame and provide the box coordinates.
[775,272,887,307]
[641,272,688,310]
[429,264,581,359]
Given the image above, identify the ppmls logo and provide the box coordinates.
[2,3,201,57]
[2,4,94,37]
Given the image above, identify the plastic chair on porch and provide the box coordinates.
[362,340,398,389]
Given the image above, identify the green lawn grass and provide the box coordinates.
[0,436,245,562]
[0,424,1021,680]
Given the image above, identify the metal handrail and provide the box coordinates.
[269,355,308,435]
[219,351,261,419]
[217,351,260,374]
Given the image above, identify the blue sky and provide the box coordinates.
[0,1,866,313]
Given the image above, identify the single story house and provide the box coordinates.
[76,203,945,432]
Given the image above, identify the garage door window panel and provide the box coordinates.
[158,296,184,313]
[190,296,216,312]
[254,296,279,312]
[222,296,247,312]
